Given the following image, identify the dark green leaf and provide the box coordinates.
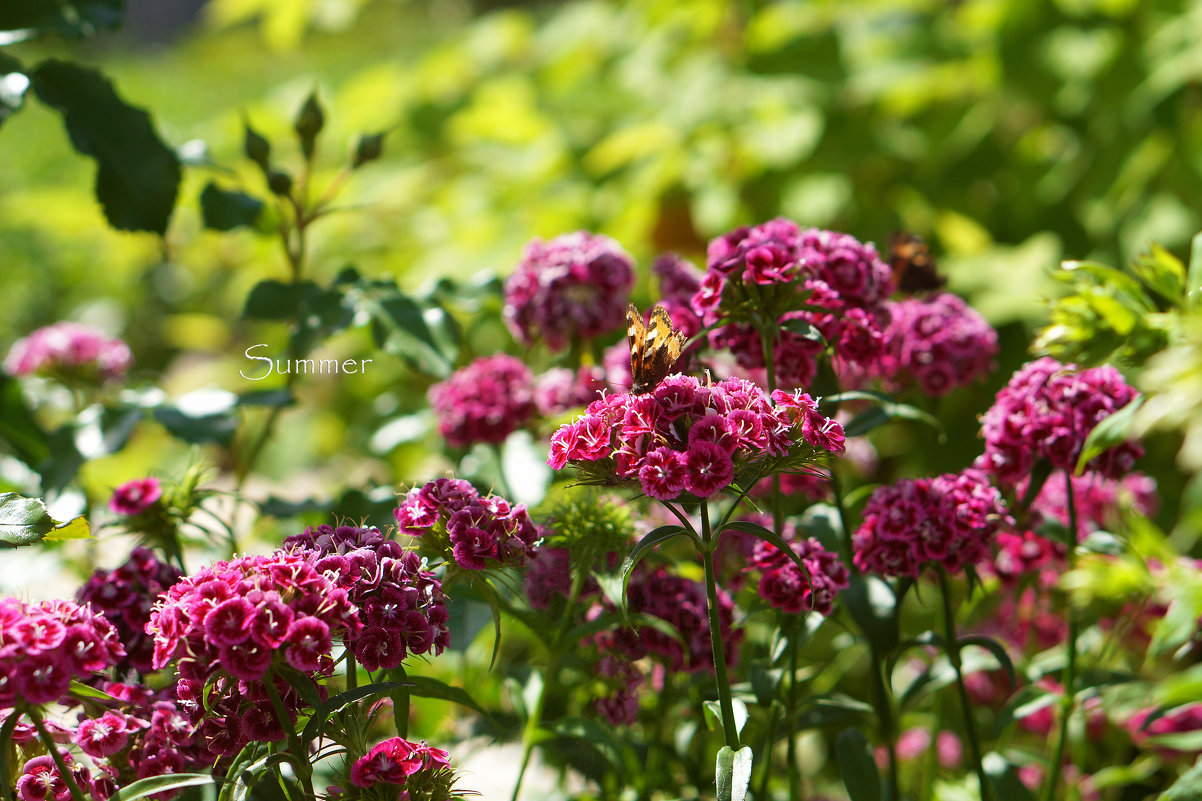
[31,60,180,235]
[0,375,50,467]
[715,745,754,801]
[266,170,292,196]
[0,492,83,547]
[842,574,899,654]
[727,520,813,591]
[787,694,874,733]
[836,728,881,801]
[824,390,945,440]
[404,674,490,718]
[357,285,453,378]
[200,181,264,231]
[1075,395,1144,474]
[237,389,295,408]
[294,91,324,162]
[352,132,385,169]
[153,406,237,446]
[617,524,689,621]
[243,120,271,171]
[68,680,120,702]
[958,635,1017,691]
[0,0,123,38]
[243,279,323,321]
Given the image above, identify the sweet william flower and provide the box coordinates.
[4,322,133,382]
[428,354,537,447]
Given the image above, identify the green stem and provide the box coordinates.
[345,650,358,690]
[511,564,590,801]
[263,672,314,798]
[1042,470,1080,801]
[701,500,740,750]
[868,645,900,801]
[0,709,19,801]
[757,702,780,799]
[391,664,410,740]
[937,568,992,801]
[786,618,803,801]
[490,442,512,498]
[28,710,87,801]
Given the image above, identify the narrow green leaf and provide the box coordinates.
[1161,755,1202,800]
[703,698,749,738]
[31,60,180,235]
[352,132,385,169]
[299,680,411,744]
[958,635,1017,691]
[836,728,882,801]
[107,774,214,801]
[68,680,120,702]
[617,525,689,622]
[1075,395,1144,474]
[404,674,490,718]
[726,520,813,591]
[824,390,945,440]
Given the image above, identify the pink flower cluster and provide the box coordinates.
[746,534,849,616]
[16,751,96,801]
[348,737,456,798]
[0,598,124,708]
[523,546,572,611]
[691,219,893,388]
[394,478,541,570]
[853,469,1012,578]
[428,354,537,447]
[108,478,162,516]
[283,524,450,671]
[876,293,998,396]
[76,547,181,674]
[503,231,636,350]
[987,531,1064,586]
[547,376,845,501]
[977,357,1143,485]
[4,322,133,381]
[534,366,606,416]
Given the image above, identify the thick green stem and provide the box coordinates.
[1042,470,1080,801]
[28,710,88,801]
[701,500,740,750]
[787,619,803,801]
[263,672,314,799]
[938,568,993,801]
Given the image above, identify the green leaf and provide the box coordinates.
[0,375,50,467]
[958,635,1017,692]
[824,390,945,440]
[0,0,123,38]
[243,120,271,171]
[299,680,411,744]
[153,405,237,446]
[243,280,323,321]
[352,131,385,169]
[68,679,120,702]
[30,60,180,235]
[1075,395,1144,474]
[787,693,874,734]
[294,90,324,162]
[703,698,749,738]
[842,574,899,654]
[616,524,689,622]
[836,728,881,801]
[358,285,454,378]
[1161,755,1202,800]
[200,182,264,231]
[726,520,814,590]
[982,752,1037,801]
[107,774,214,801]
[404,674,490,718]
[715,745,754,801]
[0,493,87,547]
[218,744,265,801]
[1132,243,1186,304]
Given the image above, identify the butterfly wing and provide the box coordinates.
[627,303,647,383]
[630,305,685,394]
[890,231,945,293]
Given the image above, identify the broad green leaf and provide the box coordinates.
[31,60,180,235]
[1075,395,1144,474]
[0,375,50,467]
[0,493,87,547]
[200,181,264,231]
[836,728,881,801]
[350,280,454,378]
[1132,243,1186,304]
[841,574,899,654]
[153,405,237,446]
[715,745,754,801]
[43,516,89,541]
[107,774,214,801]
[787,693,874,733]
[243,120,271,171]
[616,524,689,622]
[243,280,323,321]
[703,698,749,738]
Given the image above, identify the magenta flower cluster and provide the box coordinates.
[348,737,456,798]
[534,366,606,416]
[547,375,845,501]
[503,231,636,350]
[691,219,893,388]
[977,357,1143,485]
[0,598,124,708]
[876,293,998,396]
[3,322,133,381]
[394,478,541,570]
[853,469,1012,578]
[16,752,95,801]
[746,533,849,616]
[428,354,537,448]
[283,524,450,671]
[108,478,162,516]
[76,546,181,674]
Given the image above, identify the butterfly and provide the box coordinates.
[627,303,686,395]
[889,231,946,293]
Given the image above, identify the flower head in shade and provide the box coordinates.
[4,322,133,382]
[977,357,1143,486]
[691,219,893,388]
[852,469,1012,578]
[547,375,845,502]
[0,598,125,710]
[534,366,607,417]
[745,527,849,616]
[394,479,541,571]
[346,737,460,799]
[503,231,636,350]
[1027,471,1158,539]
[428,354,537,447]
[876,293,998,396]
[109,478,163,516]
[283,524,449,671]
[76,546,181,675]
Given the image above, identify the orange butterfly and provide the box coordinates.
[626,304,686,395]
[889,231,945,293]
